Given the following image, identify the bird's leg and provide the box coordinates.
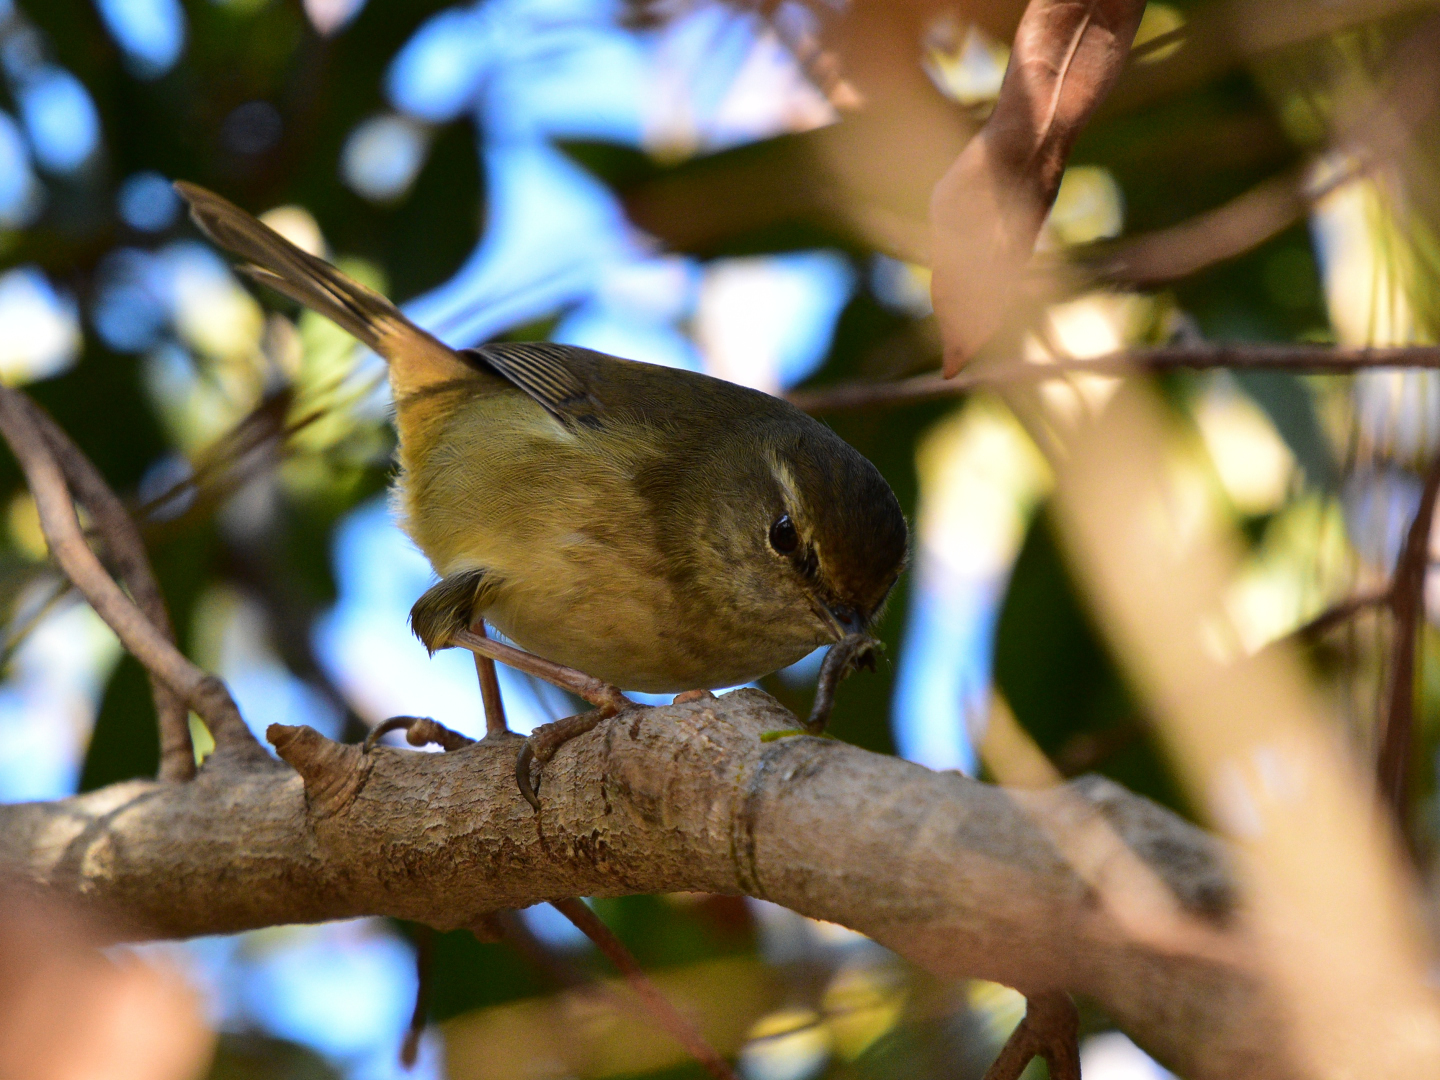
[448,628,630,713]
[981,991,1081,1080]
[468,621,514,740]
[446,628,634,811]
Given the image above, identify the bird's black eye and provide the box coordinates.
[769,514,799,555]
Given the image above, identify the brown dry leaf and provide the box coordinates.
[931,0,1146,373]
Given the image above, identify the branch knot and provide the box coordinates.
[268,724,371,818]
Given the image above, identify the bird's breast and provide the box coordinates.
[395,386,825,690]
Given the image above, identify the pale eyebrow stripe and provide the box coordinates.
[766,452,803,517]
[766,453,825,565]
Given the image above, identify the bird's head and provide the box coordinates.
[633,388,909,684]
[709,421,908,654]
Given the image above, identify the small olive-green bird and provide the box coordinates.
[176,183,908,697]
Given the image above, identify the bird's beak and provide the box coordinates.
[817,601,866,642]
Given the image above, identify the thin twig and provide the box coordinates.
[1377,450,1440,821]
[0,389,304,664]
[550,898,741,1080]
[400,925,433,1069]
[222,540,371,745]
[1128,22,1186,61]
[982,991,1080,1080]
[474,910,595,991]
[0,575,74,670]
[0,386,269,766]
[1084,15,1440,288]
[755,0,862,110]
[139,390,308,535]
[18,398,195,781]
[1290,588,1394,644]
[1079,165,1320,286]
[789,344,1440,413]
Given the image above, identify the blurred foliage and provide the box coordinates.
[206,1033,342,1080]
[423,927,552,1023]
[993,508,1190,814]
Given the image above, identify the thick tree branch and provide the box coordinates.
[0,690,1284,1079]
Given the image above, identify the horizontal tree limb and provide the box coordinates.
[0,689,1289,1079]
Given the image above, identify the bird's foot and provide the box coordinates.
[516,704,631,812]
[445,629,633,812]
[364,715,476,753]
[804,633,881,733]
[672,689,715,704]
[982,991,1080,1080]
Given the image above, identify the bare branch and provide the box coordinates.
[981,991,1080,1080]
[401,925,433,1068]
[16,398,194,782]
[1377,449,1440,822]
[789,344,1440,413]
[551,898,740,1080]
[1083,13,1440,288]
[1082,166,1317,287]
[473,909,592,990]
[752,0,862,111]
[0,387,270,768]
[0,690,1275,1078]
[1106,0,1439,116]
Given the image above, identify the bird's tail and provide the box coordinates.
[174,181,471,396]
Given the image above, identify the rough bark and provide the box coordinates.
[0,689,1286,1079]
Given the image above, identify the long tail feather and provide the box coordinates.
[174,181,471,396]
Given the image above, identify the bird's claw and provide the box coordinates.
[364,715,476,753]
[515,705,622,812]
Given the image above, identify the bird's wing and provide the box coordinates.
[459,342,607,430]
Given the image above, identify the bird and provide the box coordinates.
[175,182,909,802]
